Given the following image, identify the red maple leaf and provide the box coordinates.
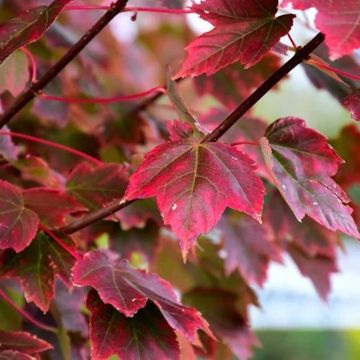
[87,290,180,360]
[260,117,360,239]
[176,0,294,77]
[73,250,212,342]
[0,180,39,252]
[0,0,72,64]
[125,138,264,255]
[282,0,360,59]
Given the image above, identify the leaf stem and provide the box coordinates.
[39,225,83,261]
[0,131,102,165]
[308,59,360,82]
[0,0,129,129]
[20,47,37,83]
[54,33,325,235]
[39,86,166,104]
[201,32,325,143]
[0,287,57,333]
[58,199,136,234]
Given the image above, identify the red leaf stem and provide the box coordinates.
[20,48,37,83]
[65,5,194,14]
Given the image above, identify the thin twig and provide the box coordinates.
[56,33,325,235]
[0,288,57,333]
[202,32,325,142]
[0,0,129,128]
[58,199,135,234]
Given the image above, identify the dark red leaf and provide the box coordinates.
[72,250,212,342]
[0,232,76,312]
[193,53,282,109]
[0,180,39,252]
[87,290,180,360]
[184,288,259,360]
[22,188,85,227]
[260,117,360,239]
[265,190,338,258]
[343,90,360,121]
[219,211,282,286]
[66,162,129,210]
[282,0,360,59]
[54,282,88,335]
[176,0,294,76]
[287,243,338,301]
[125,140,264,255]
[0,330,52,354]
[0,0,72,64]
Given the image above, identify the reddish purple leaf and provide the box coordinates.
[265,190,338,257]
[0,330,52,354]
[0,0,72,64]
[219,212,282,286]
[0,180,39,252]
[0,232,76,312]
[287,243,338,300]
[23,188,85,227]
[115,199,161,230]
[87,290,180,360]
[176,0,294,77]
[282,0,360,59]
[193,53,282,109]
[66,162,129,210]
[72,250,212,342]
[14,155,65,189]
[124,140,264,255]
[260,117,360,239]
[184,288,259,360]
[343,90,360,121]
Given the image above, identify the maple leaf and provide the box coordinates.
[124,139,264,254]
[193,53,282,109]
[0,330,52,354]
[0,232,76,313]
[22,188,85,227]
[343,90,360,122]
[0,0,72,64]
[282,0,360,59]
[0,51,29,97]
[66,162,129,210]
[219,211,282,286]
[176,0,294,77]
[287,243,338,300]
[72,250,212,342]
[265,190,338,258]
[87,290,180,360]
[0,180,39,253]
[184,288,259,360]
[260,117,360,239]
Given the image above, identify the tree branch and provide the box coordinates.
[0,0,129,129]
[59,200,135,234]
[202,32,325,143]
[56,32,325,235]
